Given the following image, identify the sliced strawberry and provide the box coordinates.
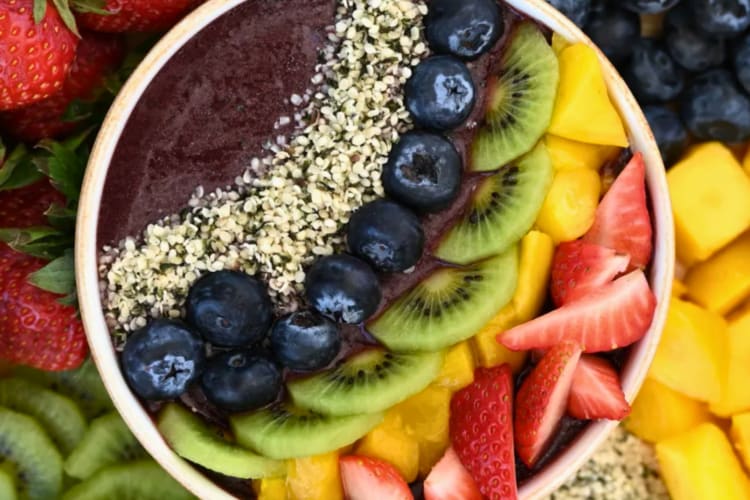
[583,152,653,269]
[550,240,630,307]
[424,447,481,500]
[567,355,631,420]
[339,455,413,500]
[499,270,656,353]
[514,342,582,467]
[450,365,517,500]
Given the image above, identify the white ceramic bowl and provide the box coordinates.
[75,1,675,498]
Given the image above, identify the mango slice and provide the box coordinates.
[254,478,287,500]
[286,452,342,500]
[513,230,555,322]
[668,142,750,265]
[472,304,527,371]
[434,342,475,392]
[354,412,419,483]
[656,423,750,500]
[535,168,601,243]
[731,412,750,470]
[709,309,750,416]
[544,134,619,171]
[547,43,628,147]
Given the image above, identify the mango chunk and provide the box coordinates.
[547,43,628,147]
[656,423,750,500]
[472,305,527,371]
[545,134,619,171]
[254,478,287,500]
[625,378,711,443]
[355,412,419,483]
[709,309,750,416]
[286,452,342,500]
[668,142,750,265]
[434,342,475,392]
[672,279,688,298]
[649,298,727,403]
[513,230,555,322]
[731,412,750,470]
[535,168,601,243]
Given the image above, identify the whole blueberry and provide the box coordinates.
[665,4,725,72]
[681,69,750,143]
[305,254,381,324]
[624,39,685,104]
[688,0,750,36]
[200,350,282,413]
[382,131,462,213]
[347,199,424,273]
[584,2,641,64]
[546,0,592,27]
[643,105,688,167]
[621,0,681,13]
[734,33,750,94]
[270,311,342,371]
[122,319,205,401]
[186,271,272,347]
[405,56,476,131]
[425,0,503,60]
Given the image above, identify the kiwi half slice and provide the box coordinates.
[230,403,382,460]
[471,21,559,171]
[436,141,552,264]
[287,349,444,416]
[368,247,518,352]
[158,403,285,479]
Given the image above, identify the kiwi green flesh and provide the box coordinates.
[230,403,382,460]
[62,460,193,500]
[437,141,553,265]
[369,247,519,352]
[0,466,16,500]
[471,21,559,172]
[0,407,62,500]
[287,349,444,416]
[64,412,147,480]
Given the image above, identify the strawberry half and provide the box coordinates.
[424,447,481,500]
[514,342,582,468]
[449,365,517,500]
[550,240,630,307]
[567,355,631,420]
[339,455,413,500]
[76,0,202,33]
[499,270,656,353]
[583,152,653,269]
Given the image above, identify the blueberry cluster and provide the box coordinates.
[548,0,750,166]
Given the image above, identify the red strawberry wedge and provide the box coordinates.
[583,152,653,269]
[499,270,656,353]
[515,343,582,468]
[450,365,517,500]
[567,355,631,420]
[424,447,482,500]
[550,240,630,307]
[339,455,413,500]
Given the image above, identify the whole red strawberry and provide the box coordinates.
[76,0,202,33]
[0,180,66,227]
[0,1,79,110]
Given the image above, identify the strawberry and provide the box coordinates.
[424,447,482,500]
[514,342,582,467]
[339,455,413,500]
[567,355,631,420]
[550,240,630,307]
[0,1,79,110]
[0,180,66,228]
[499,270,656,353]
[449,365,517,500]
[76,0,202,33]
[583,152,653,270]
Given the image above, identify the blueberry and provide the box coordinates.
[688,0,750,36]
[186,271,272,347]
[621,0,681,13]
[734,33,750,94]
[270,311,342,371]
[200,350,281,412]
[643,105,688,167]
[664,4,725,72]
[681,69,750,143]
[405,56,476,131]
[624,39,685,104]
[584,2,641,63]
[546,0,592,27]
[305,254,381,324]
[382,131,462,213]
[425,0,503,60]
[122,319,205,401]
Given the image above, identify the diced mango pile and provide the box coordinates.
[625,141,750,500]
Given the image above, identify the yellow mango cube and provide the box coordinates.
[513,230,555,322]
[625,378,711,443]
[434,342,475,392]
[656,423,750,500]
[545,134,619,172]
[472,304,527,371]
[286,452,342,500]
[535,168,601,243]
[731,412,750,469]
[649,298,727,403]
[672,279,688,298]
[668,142,750,265]
[709,309,750,416]
[355,412,419,483]
[254,478,287,500]
[547,43,629,147]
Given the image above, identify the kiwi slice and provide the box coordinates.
[0,407,62,500]
[368,247,518,352]
[287,349,444,416]
[62,460,193,500]
[471,21,560,171]
[64,412,147,480]
[230,403,382,460]
[436,142,553,264]
[0,467,16,500]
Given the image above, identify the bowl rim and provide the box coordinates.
[75,0,675,498]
